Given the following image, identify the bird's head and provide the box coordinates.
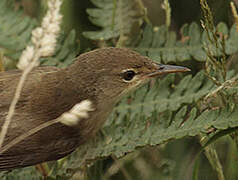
[56,47,191,137]
[69,48,190,107]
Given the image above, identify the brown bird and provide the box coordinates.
[0,47,190,170]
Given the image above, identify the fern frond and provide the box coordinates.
[0,166,42,179]
[47,71,230,168]
[0,0,37,62]
[0,1,78,68]
[3,103,238,177]
[47,69,235,170]
[61,104,238,172]
[41,30,78,67]
[83,0,145,42]
[133,22,238,63]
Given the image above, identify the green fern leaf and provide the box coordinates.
[133,22,237,63]
[0,0,78,68]
[59,104,238,174]
[83,0,144,41]
[0,0,37,62]
[41,30,78,67]
[0,166,42,180]
[53,71,218,167]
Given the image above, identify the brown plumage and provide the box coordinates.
[0,48,190,170]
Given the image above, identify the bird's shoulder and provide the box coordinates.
[0,66,59,108]
[0,66,59,82]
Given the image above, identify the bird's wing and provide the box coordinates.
[0,66,74,170]
[0,117,80,170]
[0,142,77,171]
[0,153,54,171]
[0,66,59,107]
[0,133,77,171]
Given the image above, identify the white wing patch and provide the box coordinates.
[59,100,95,126]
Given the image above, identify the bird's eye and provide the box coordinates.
[122,70,136,81]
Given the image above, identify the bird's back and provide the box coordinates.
[0,67,82,170]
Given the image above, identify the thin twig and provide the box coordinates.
[0,118,59,154]
[0,53,4,72]
[231,2,238,33]
[161,0,171,27]
[199,135,225,180]
[0,58,39,148]
[111,155,132,180]
[204,145,225,180]
[0,0,62,150]
[0,99,93,154]
[35,163,50,178]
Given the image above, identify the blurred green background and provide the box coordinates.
[1,0,238,179]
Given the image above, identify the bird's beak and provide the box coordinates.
[147,64,191,77]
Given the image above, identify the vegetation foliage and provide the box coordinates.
[0,0,78,69]
[134,23,238,63]
[83,0,145,44]
[0,0,237,179]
